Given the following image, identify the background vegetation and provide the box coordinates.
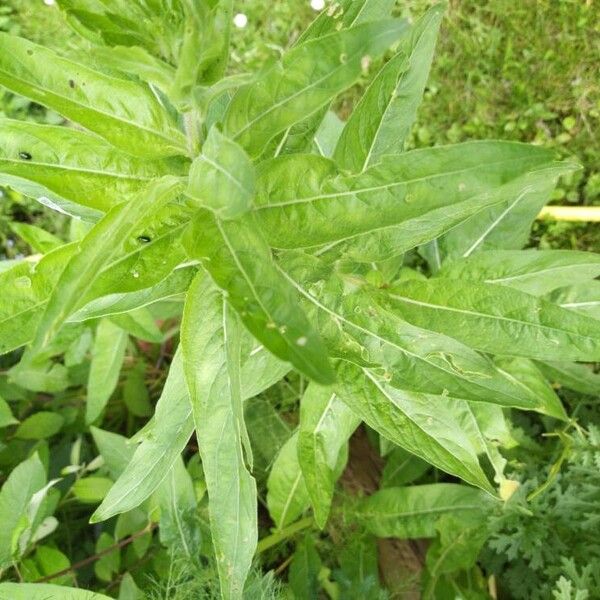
[0,0,598,598]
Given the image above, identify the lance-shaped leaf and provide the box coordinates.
[224,20,409,158]
[0,119,188,213]
[0,583,112,600]
[267,433,309,529]
[494,357,566,421]
[91,350,194,522]
[68,264,196,323]
[277,256,561,416]
[1,208,191,356]
[437,250,600,296]
[384,279,600,362]
[0,33,187,159]
[0,245,75,355]
[382,448,429,488]
[187,127,255,219]
[547,281,600,320]
[353,484,494,539]
[298,0,397,44]
[181,273,256,599]
[297,384,360,528]
[86,319,128,424]
[28,177,183,357]
[184,211,335,384]
[536,361,600,396]
[9,222,63,254]
[334,5,444,171]
[255,143,575,260]
[433,167,580,262]
[174,0,233,97]
[274,0,399,157]
[0,453,46,571]
[57,0,186,61]
[336,362,493,492]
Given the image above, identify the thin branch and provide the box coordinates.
[35,522,157,583]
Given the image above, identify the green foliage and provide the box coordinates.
[0,1,598,599]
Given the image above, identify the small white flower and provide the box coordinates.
[43,0,55,5]
[311,0,326,10]
[233,13,248,28]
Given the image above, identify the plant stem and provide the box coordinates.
[256,517,314,554]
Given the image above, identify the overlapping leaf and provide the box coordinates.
[224,20,409,158]
[0,33,187,158]
[184,212,334,384]
[0,119,188,214]
[334,5,444,171]
[256,143,575,261]
[437,249,600,295]
[181,273,256,599]
[384,279,600,362]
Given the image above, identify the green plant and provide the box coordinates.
[0,1,599,598]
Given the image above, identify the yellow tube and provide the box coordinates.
[538,206,600,222]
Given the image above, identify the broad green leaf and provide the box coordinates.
[72,477,114,504]
[154,457,199,556]
[91,350,194,522]
[0,453,46,571]
[22,545,72,585]
[353,483,493,539]
[90,427,134,479]
[424,512,489,589]
[245,398,292,480]
[9,222,63,254]
[494,357,566,421]
[336,362,493,492]
[68,264,196,323]
[255,143,574,261]
[57,0,185,60]
[28,177,182,357]
[86,319,128,424]
[181,273,256,600]
[266,433,310,529]
[334,5,444,171]
[224,20,409,158]
[381,448,429,488]
[0,245,74,355]
[0,34,187,158]
[298,384,360,528]
[273,0,398,157]
[109,307,163,343]
[384,279,600,362]
[15,412,65,440]
[184,211,335,384]
[173,0,233,97]
[92,45,176,92]
[0,396,18,428]
[445,400,514,481]
[298,0,397,44]
[289,535,322,599]
[279,255,559,415]
[0,583,112,600]
[186,127,255,219]
[0,119,187,214]
[314,111,345,158]
[433,167,579,262]
[437,250,600,296]
[547,281,600,320]
[537,361,600,396]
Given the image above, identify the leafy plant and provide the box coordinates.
[0,0,598,598]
